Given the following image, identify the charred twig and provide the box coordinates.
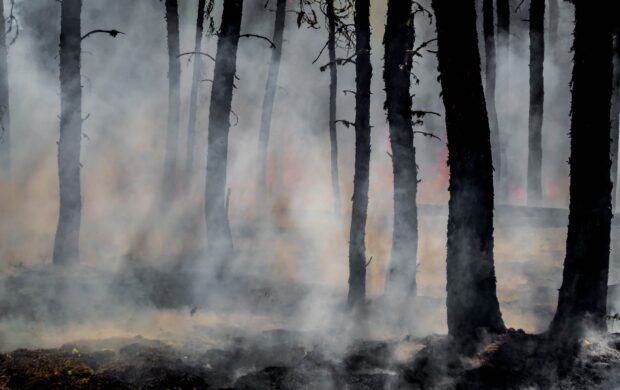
[365,256,373,267]
[81,29,125,41]
[178,51,216,62]
[312,40,329,64]
[412,110,441,117]
[319,50,363,72]
[334,119,355,128]
[343,89,356,96]
[406,38,438,59]
[413,131,441,141]
[239,33,276,48]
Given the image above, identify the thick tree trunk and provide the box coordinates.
[53,0,82,265]
[162,0,181,201]
[185,0,207,187]
[205,0,243,272]
[383,0,417,302]
[327,0,340,216]
[483,0,500,188]
[432,0,505,347]
[527,0,545,204]
[611,24,620,210]
[347,0,372,309]
[256,0,286,213]
[549,2,613,340]
[0,0,10,177]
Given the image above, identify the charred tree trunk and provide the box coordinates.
[432,0,505,347]
[327,0,341,216]
[483,0,500,188]
[549,2,614,340]
[205,0,243,272]
[612,23,620,210]
[347,0,372,309]
[0,0,10,177]
[383,0,417,301]
[53,0,82,265]
[527,0,545,204]
[185,0,207,187]
[256,0,286,213]
[162,0,181,201]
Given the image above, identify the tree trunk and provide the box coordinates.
[205,0,243,273]
[548,0,559,51]
[483,0,500,189]
[347,0,372,309]
[527,0,545,204]
[0,0,10,177]
[611,23,620,210]
[256,0,286,213]
[549,2,614,340]
[327,0,341,216]
[162,0,181,201]
[496,0,509,199]
[431,0,505,348]
[383,0,417,302]
[53,0,82,266]
[185,0,207,188]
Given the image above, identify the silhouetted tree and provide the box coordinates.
[327,0,340,215]
[54,0,83,265]
[432,0,505,348]
[496,0,509,197]
[205,0,243,272]
[347,0,371,309]
[483,0,500,188]
[612,20,620,210]
[0,0,11,177]
[256,0,286,212]
[527,0,544,204]
[185,0,208,187]
[383,0,417,302]
[162,0,181,201]
[549,1,614,341]
[548,0,559,52]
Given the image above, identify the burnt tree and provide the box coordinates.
[432,0,505,347]
[550,1,614,340]
[53,0,83,265]
[327,0,341,215]
[383,0,417,301]
[495,0,509,196]
[527,0,545,204]
[483,0,500,188]
[0,0,10,177]
[162,0,181,201]
[612,20,620,210]
[256,0,286,212]
[347,0,372,309]
[185,0,207,186]
[205,0,243,272]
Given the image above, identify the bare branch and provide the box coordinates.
[81,29,125,41]
[178,51,216,62]
[239,33,276,48]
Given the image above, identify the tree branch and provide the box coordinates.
[239,33,276,48]
[81,29,124,41]
[178,51,216,62]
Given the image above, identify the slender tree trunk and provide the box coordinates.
[432,0,505,348]
[327,0,341,215]
[256,0,286,213]
[0,0,10,178]
[384,0,417,302]
[205,0,243,272]
[496,0,509,199]
[527,0,545,204]
[483,0,500,188]
[549,2,614,340]
[162,0,181,201]
[347,0,372,309]
[185,0,207,187]
[548,0,558,51]
[611,23,620,210]
[53,0,82,265]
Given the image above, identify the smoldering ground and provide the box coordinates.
[0,0,619,389]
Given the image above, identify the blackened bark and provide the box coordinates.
[347,0,372,309]
[549,2,614,339]
[0,0,10,177]
[256,0,286,212]
[527,0,545,204]
[205,0,243,271]
[383,0,417,301]
[327,0,341,215]
[483,0,500,187]
[53,0,82,265]
[612,24,620,210]
[431,0,505,346]
[185,0,207,186]
[162,0,181,201]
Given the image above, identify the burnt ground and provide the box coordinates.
[1,330,620,389]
